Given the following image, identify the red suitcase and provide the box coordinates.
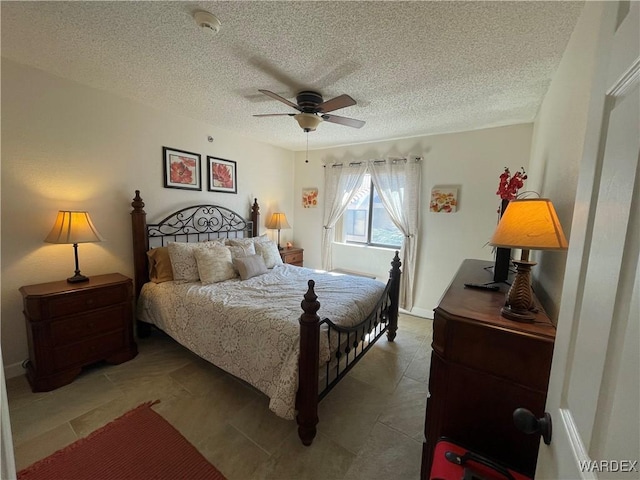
[430,439,532,480]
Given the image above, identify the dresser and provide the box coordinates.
[421,259,556,479]
[280,247,304,266]
[20,273,138,392]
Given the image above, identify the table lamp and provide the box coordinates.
[265,212,291,250]
[489,198,568,322]
[44,211,105,283]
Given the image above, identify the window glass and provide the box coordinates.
[342,174,402,248]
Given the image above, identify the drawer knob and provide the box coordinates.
[86,299,94,305]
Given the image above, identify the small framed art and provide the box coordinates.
[302,187,318,208]
[430,186,458,213]
[163,147,201,191]
[207,156,237,194]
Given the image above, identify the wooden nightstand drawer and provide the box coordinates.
[280,247,304,266]
[53,330,125,370]
[286,252,303,264]
[45,284,129,319]
[50,305,127,345]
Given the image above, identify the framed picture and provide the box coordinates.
[207,156,237,194]
[163,147,201,191]
[430,186,458,213]
[302,187,318,208]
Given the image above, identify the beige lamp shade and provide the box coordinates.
[490,198,568,251]
[265,212,291,230]
[44,211,105,244]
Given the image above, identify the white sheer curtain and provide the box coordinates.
[1,346,16,480]
[321,162,368,271]
[369,157,421,311]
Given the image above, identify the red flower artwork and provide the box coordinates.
[212,163,233,188]
[496,167,527,200]
[170,156,196,185]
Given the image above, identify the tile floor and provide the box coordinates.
[7,314,432,480]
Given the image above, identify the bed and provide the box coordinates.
[130,190,401,445]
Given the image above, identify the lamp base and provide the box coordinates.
[501,259,536,323]
[67,272,89,283]
[500,305,535,323]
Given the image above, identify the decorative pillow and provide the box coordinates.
[193,246,236,285]
[147,247,173,283]
[228,242,256,260]
[255,241,284,269]
[227,234,270,247]
[233,254,268,280]
[167,242,223,282]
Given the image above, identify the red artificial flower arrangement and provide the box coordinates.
[497,167,527,200]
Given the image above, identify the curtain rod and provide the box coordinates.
[328,156,422,168]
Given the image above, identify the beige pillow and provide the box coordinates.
[193,246,236,284]
[167,242,224,282]
[233,254,268,280]
[255,241,284,269]
[227,234,270,247]
[147,247,173,283]
[228,242,256,259]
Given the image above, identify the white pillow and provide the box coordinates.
[255,241,284,269]
[194,246,236,284]
[233,254,268,280]
[227,242,256,260]
[167,242,225,282]
[227,234,270,247]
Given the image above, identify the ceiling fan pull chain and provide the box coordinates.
[305,132,309,163]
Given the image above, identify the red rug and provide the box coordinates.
[18,401,227,480]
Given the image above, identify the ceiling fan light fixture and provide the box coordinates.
[294,113,322,132]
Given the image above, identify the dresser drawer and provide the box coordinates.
[50,305,127,345]
[46,284,129,318]
[53,330,125,370]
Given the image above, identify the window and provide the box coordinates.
[342,174,403,248]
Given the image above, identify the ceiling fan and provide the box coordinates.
[253,90,365,132]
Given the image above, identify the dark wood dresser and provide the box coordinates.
[421,259,556,478]
[280,247,303,266]
[20,273,138,392]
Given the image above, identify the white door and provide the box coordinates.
[536,2,639,479]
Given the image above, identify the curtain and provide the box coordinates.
[369,157,421,311]
[1,346,16,480]
[321,162,368,271]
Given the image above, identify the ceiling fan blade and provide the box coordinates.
[258,90,301,111]
[316,94,356,113]
[321,114,365,129]
[253,113,296,117]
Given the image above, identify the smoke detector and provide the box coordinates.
[193,11,221,34]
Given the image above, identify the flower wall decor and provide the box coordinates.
[302,188,318,208]
[430,187,458,213]
[207,156,237,194]
[497,167,527,200]
[163,147,201,191]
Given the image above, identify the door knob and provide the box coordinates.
[513,407,552,445]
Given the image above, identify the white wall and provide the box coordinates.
[1,59,294,376]
[293,124,533,317]
[527,0,603,321]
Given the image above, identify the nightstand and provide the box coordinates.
[20,273,138,392]
[280,247,304,266]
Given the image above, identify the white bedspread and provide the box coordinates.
[137,264,386,419]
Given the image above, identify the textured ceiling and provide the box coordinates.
[1,1,583,151]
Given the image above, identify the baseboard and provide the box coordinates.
[331,268,377,279]
[400,306,433,319]
[4,361,25,379]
